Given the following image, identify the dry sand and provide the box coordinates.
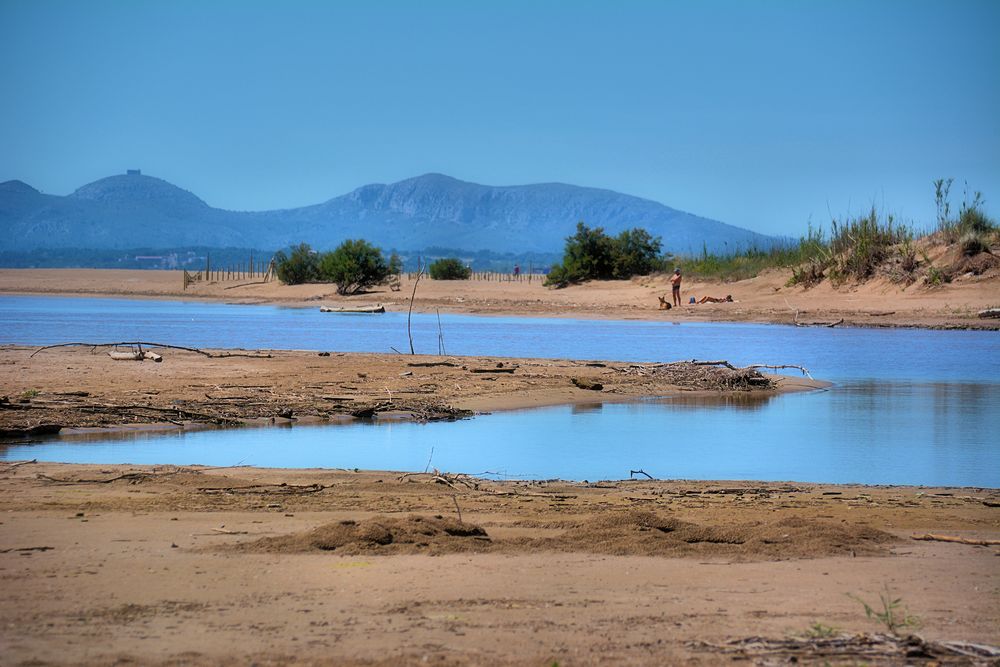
[1,265,999,329]
[0,463,998,665]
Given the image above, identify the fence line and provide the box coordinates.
[404,271,543,283]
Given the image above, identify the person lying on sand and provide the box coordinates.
[697,295,734,304]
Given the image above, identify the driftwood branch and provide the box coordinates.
[911,533,1000,546]
[30,341,271,359]
[688,360,813,380]
[629,469,655,480]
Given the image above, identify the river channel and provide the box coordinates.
[1,295,998,486]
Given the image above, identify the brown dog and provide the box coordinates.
[658,295,672,310]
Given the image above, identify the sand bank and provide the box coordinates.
[2,267,998,329]
[0,462,997,665]
[0,346,819,435]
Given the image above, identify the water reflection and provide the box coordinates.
[657,392,779,411]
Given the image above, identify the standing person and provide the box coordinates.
[670,268,682,307]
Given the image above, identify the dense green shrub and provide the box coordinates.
[428,257,471,280]
[274,243,320,285]
[544,222,663,287]
[612,228,663,278]
[318,239,390,295]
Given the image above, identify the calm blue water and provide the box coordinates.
[1,294,998,382]
[1,295,998,486]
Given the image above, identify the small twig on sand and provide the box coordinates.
[452,495,463,522]
[911,533,1000,546]
[424,446,435,473]
[0,459,37,472]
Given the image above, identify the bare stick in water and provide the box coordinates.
[407,259,423,355]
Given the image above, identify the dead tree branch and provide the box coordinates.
[30,342,271,359]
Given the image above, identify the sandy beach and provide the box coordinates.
[1,462,998,666]
[1,266,999,329]
[2,269,998,665]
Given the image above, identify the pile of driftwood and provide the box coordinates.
[689,633,1000,663]
[618,360,804,391]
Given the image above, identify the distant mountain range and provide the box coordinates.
[0,171,777,255]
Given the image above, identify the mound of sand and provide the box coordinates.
[239,514,492,555]
[528,511,897,559]
[238,510,896,560]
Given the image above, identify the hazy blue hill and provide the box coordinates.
[0,171,777,254]
[69,174,212,213]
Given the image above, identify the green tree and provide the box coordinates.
[429,257,471,280]
[545,222,662,287]
[611,228,662,278]
[274,243,320,285]
[387,251,403,275]
[544,222,615,287]
[318,239,390,295]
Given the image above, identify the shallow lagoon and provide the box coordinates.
[1,295,998,486]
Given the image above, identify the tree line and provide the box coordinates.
[275,222,672,293]
[274,240,474,293]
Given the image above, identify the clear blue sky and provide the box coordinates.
[2,0,997,236]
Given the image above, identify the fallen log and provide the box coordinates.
[911,533,1000,546]
[572,377,603,391]
[320,304,386,314]
[979,308,1000,319]
[108,350,143,361]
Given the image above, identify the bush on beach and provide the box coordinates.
[273,243,320,285]
[275,240,392,294]
[319,239,391,295]
[428,257,472,280]
[545,222,663,287]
